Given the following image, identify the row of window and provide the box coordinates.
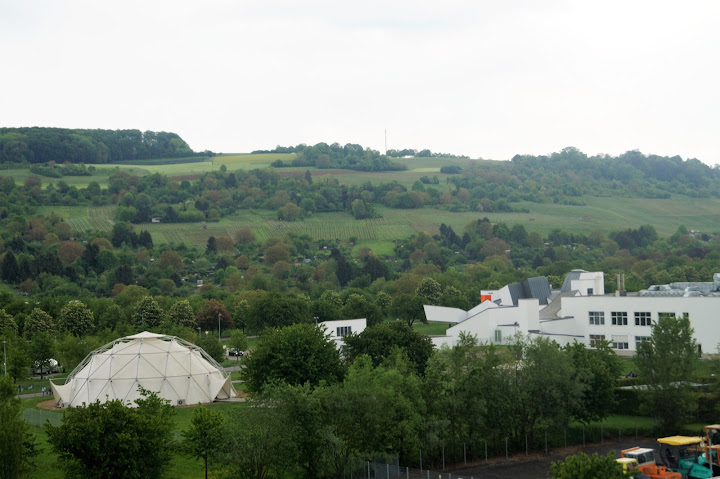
[588,311,687,326]
[590,334,651,350]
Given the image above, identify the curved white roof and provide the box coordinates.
[50,332,236,408]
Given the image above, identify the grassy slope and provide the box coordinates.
[22,154,720,257]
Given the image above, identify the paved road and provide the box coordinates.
[445,437,658,479]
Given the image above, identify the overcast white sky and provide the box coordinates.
[1,1,719,164]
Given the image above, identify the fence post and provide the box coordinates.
[583,424,585,447]
[367,461,370,479]
[545,430,548,454]
[386,464,389,479]
[601,423,604,445]
[464,443,466,465]
[442,445,445,470]
[505,437,509,460]
[406,466,409,479]
[564,426,567,449]
[485,440,488,463]
[419,449,422,473]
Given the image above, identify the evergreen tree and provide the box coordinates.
[1,251,19,284]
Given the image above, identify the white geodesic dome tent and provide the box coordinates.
[50,331,236,408]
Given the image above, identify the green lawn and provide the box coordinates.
[22,397,247,479]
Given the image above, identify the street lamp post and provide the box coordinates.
[2,340,6,376]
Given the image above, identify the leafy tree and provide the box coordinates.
[0,251,19,284]
[635,314,698,433]
[196,299,232,335]
[324,353,427,467]
[46,389,175,479]
[132,296,164,329]
[229,330,248,361]
[389,294,426,327]
[2,333,29,381]
[550,451,631,478]
[0,375,38,479]
[195,334,225,363]
[155,250,183,273]
[182,405,225,479]
[29,332,55,379]
[565,341,622,424]
[415,277,442,305]
[341,293,383,327]
[242,323,343,392]
[24,308,57,338]
[508,336,584,440]
[59,300,94,337]
[224,388,297,479]
[168,299,195,328]
[312,291,343,323]
[343,322,434,375]
[55,334,101,373]
[248,292,310,331]
[231,299,250,332]
[0,309,18,337]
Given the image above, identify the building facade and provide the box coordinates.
[426,270,720,356]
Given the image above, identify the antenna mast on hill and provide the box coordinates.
[384,129,387,155]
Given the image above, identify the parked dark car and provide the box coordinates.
[228,349,244,357]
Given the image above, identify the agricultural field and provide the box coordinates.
[34,194,720,256]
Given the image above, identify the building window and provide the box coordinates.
[612,335,629,350]
[634,312,651,326]
[336,326,351,337]
[494,330,502,343]
[589,311,605,325]
[635,336,651,350]
[589,334,606,347]
[611,312,628,326]
[658,312,676,321]
[587,288,594,296]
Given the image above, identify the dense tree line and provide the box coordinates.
[255,142,407,171]
[0,127,205,164]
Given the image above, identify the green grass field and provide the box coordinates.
[39,195,720,258]
[19,154,720,250]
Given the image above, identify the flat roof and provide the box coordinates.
[658,436,703,446]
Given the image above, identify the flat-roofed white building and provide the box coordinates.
[425,270,720,356]
[319,318,367,349]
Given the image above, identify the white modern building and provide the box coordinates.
[426,270,720,356]
[319,318,367,349]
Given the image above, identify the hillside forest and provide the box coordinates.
[1,129,720,478]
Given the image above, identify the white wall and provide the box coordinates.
[440,299,539,348]
[424,305,468,324]
[560,296,719,354]
[569,271,605,296]
[319,318,367,348]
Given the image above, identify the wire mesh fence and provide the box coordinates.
[356,421,659,478]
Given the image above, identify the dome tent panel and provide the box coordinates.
[50,332,235,408]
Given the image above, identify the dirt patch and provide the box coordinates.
[36,399,60,410]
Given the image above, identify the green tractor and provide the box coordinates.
[656,436,714,479]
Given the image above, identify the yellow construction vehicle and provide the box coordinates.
[656,436,713,479]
